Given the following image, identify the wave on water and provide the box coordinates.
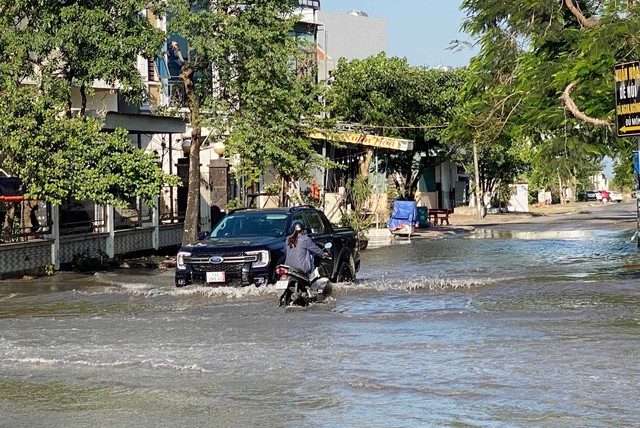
[348,380,478,398]
[5,357,212,373]
[0,293,18,301]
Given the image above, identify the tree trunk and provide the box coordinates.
[80,83,87,117]
[182,130,202,246]
[279,176,288,207]
[21,200,40,240]
[359,147,374,178]
[473,140,485,220]
[558,174,564,205]
[2,203,16,241]
[64,75,74,118]
[180,62,203,246]
[289,181,302,206]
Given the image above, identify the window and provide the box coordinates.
[303,211,326,234]
[291,212,305,234]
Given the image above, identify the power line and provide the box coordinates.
[335,122,448,131]
[367,124,448,130]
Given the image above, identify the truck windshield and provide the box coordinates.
[209,212,288,238]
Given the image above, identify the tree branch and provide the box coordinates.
[564,0,598,29]
[170,41,186,65]
[559,82,612,127]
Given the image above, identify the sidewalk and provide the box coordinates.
[369,201,601,245]
[446,202,590,227]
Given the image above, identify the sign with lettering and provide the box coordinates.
[308,131,414,151]
[615,61,640,137]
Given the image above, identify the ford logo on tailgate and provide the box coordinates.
[208,256,224,264]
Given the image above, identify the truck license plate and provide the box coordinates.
[206,271,226,283]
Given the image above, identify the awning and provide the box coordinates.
[102,112,187,134]
[0,196,24,202]
[309,131,413,151]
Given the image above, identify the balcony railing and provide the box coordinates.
[167,80,187,108]
[1,201,52,243]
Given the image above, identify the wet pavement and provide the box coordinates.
[1,201,639,427]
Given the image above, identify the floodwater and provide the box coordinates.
[2,209,640,427]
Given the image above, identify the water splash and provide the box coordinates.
[336,273,486,293]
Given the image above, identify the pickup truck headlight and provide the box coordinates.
[246,250,270,268]
[176,251,191,270]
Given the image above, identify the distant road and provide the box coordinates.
[469,201,637,233]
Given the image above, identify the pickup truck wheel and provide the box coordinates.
[336,258,356,283]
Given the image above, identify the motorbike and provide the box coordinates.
[275,243,333,307]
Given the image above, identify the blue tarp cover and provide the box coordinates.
[386,200,417,230]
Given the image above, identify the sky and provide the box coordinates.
[319,0,476,68]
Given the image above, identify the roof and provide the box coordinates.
[102,112,187,134]
[230,205,318,214]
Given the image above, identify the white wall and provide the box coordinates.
[317,10,387,65]
[71,88,118,113]
[508,184,529,212]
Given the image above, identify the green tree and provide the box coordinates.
[328,53,467,200]
[221,6,330,207]
[0,88,176,206]
[0,0,165,116]
[0,0,177,209]
[458,0,640,211]
[166,0,326,244]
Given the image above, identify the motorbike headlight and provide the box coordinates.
[246,250,270,268]
[176,251,191,270]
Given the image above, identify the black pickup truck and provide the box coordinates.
[175,205,360,287]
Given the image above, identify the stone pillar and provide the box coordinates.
[209,158,229,227]
[176,157,189,219]
[50,204,60,270]
[106,205,115,258]
[152,196,160,250]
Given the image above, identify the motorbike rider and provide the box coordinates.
[284,221,328,277]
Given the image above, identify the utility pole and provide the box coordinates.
[473,140,484,220]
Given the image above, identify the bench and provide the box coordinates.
[428,209,453,226]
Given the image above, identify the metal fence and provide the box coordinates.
[0,200,51,243]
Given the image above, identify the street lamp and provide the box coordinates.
[181,139,192,156]
[213,141,226,157]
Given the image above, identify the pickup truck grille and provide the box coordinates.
[185,253,258,273]
[191,261,243,273]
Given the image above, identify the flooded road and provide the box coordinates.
[1,203,640,427]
